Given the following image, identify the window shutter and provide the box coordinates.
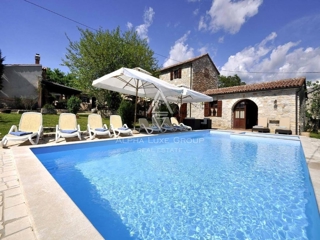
[178,68,182,78]
[180,103,187,122]
[204,102,210,117]
[217,101,222,117]
[170,71,173,80]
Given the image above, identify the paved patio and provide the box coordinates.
[0,132,319,239]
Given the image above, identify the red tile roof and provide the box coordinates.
[203,77,306,95]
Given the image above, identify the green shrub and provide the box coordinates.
[13,96,23,109]
[117,100,134,128]
[67,96,81,114]
[42,103,56,114]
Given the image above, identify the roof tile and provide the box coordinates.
[203,77,306,95]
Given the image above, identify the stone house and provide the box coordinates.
[159,53,220,120]
[0,54,82,109]
[203,77,307,135]
[0,55,42,108]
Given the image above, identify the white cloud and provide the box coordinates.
[135,7,155,43]
[218,36,224,43]
[198,46,207,55]
[193,8,199,16]
[202,0,263,34]
[127,22,133,30]
[220,32,320,83]
[198,16,207,31]
[163,31,195,67]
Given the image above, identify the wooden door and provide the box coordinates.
[233,101,246,129]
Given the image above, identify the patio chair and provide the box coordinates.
[138,118,162,134]
[170,117,192,131]
[1,112,43,147]
[87,114,111,140]
[110,115,133,137]
[275,118,292,135]
[252,117,270,133]
[56,113,81,142]
[161,117,183,132]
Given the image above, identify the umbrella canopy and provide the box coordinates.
[92,67,183,98]
[92,67,184,130]
[166,87,213,103]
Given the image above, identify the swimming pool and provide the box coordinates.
[32,131,320,239]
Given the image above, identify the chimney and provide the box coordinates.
[35,53,40,64]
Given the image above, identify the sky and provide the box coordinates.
[1,0,320,84]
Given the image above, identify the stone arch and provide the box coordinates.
[232,99,258,129]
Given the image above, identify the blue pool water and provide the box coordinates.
[32,131,320,239]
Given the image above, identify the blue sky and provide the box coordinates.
[1,0,320,84]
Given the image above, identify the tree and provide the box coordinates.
[62,27,159,111]
[45,67,75,87]
[218,74,245,88]
[306,80,320,133]
[117,99,135,128]
[0,50,5,90]
[67,95,82,114]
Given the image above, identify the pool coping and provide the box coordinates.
[1,130,320,239]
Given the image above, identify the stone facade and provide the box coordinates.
[160,65,192,88]
[0,65,42,108]
[207,88,305,134]
[159,54,219,118]
[159,54,219,92]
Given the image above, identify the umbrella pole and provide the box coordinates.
[133,80,138,131]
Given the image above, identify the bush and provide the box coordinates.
[13,96,23,109]
[117,100,134,128]
[67,96,81,114]
[42,104,56,114]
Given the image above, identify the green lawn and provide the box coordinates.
[0,113,110,139]
[310,132,320,139]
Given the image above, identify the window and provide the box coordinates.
[204,101,222,117]
[170,68,182,80]
[234,101,245,119]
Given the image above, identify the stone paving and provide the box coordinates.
[0,132,319,239]
[0,147,36,240]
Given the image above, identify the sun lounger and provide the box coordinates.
[161,117,183,132]
[1,112,43,147]
[252,117,270,133]
[138,118,162,134]
[56,113,81,142]
[87,114,111,139]
[110,115,133,137]
[275,118,292,135]
[170,117,192,131]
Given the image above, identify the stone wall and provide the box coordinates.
[160,65,192,88]
[192,57,219,92]
[1,65,42,108]
[159,55,219,92]
[159,55,219,121]
[206,88,303,134]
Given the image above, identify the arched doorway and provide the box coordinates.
[233,99,258,129]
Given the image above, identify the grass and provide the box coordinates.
[310,132,320,139]
[0,113,110,139]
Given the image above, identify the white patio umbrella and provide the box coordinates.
[92,67,183,130]
[166,86,213,103]
[166,87,213,119]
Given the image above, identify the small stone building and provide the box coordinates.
[0,54,82,109]
[1,63,42,108]
[159,53,220,120]
[203,77,307,135]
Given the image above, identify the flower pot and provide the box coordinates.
[301,131,310,137]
